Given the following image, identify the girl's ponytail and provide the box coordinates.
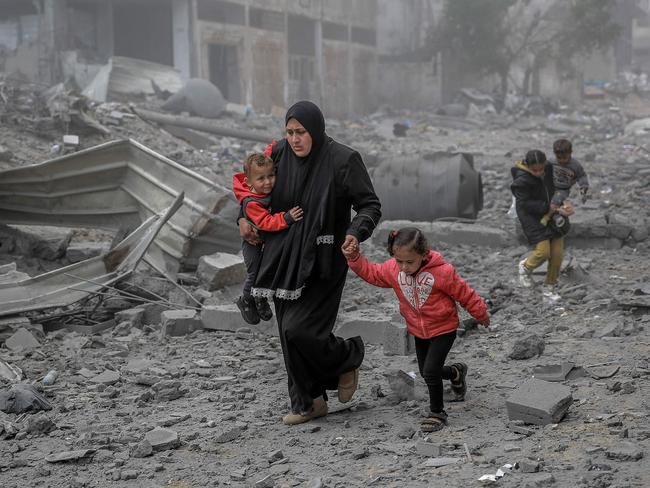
[386,230,399,256]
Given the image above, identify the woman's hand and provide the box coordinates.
[546,202,559,218]
[239,218,261,245]
[341,235,360,260]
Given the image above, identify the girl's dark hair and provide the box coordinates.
[387,227,429,256]
[524,149,547,167]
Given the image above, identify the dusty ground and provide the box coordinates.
[0,90,649,487]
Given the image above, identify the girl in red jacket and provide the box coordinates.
[342,227,490,432]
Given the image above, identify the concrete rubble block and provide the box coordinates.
[160,309,201,337]
[66,241,109,263]
[152,380,187,401]
[506,378,572,425]
[201,304,247,332]
[383,321,413,356]
[144,427,180,452]
[5,327,40,352]
[114,308,145,329]
[335,309,392,344]
[374,220,512,249]
[0,224,73,260]
[508,334,545,360]
[197,252,246,291]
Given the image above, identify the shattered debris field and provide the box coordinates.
[0,81,649,488]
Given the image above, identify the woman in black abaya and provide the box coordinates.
[239,101,381,424]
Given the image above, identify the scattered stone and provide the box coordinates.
[121,469,139,480]
[605,442,644,461]
[215,425,244,443]
[90,370,120,385]
[509,334,545,360]
[386,370,427,401]
[254,474,274,488]
[45,449,95,463]
[25,414,56,435]
[114,308,145,328]
[518,459,540,473]
[130,439,153,458]
[506,378,572,425]
[152,380,186,401]
[144,427,180,452]
[267,449,284,463]
[5,327,40,352]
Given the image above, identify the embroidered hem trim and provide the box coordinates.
[251,286,304,300]
[316,234,334,245]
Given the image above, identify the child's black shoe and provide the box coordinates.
[254,296,273,321]
[236,295,260,325]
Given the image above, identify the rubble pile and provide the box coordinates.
[0,80,648,487]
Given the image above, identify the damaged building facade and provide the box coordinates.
[1,0,433,117]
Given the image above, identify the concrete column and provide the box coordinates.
[315,11,324,107]
[172,0,192,80]
[243,0,253,106]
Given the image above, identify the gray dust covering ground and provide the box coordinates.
[0,91,649,487]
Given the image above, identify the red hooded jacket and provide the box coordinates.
[348,250,489,339]
[232,172,289,232]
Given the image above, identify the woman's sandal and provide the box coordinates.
[450,362,468,402]
[420,411,448,433]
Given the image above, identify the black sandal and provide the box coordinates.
[420,410,448,433]
[450,363,467,401]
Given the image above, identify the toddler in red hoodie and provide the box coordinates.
[233,152,303,325]
[342,227,490,432]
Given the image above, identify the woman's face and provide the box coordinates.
[286,118,313,157]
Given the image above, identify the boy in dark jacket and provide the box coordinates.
[511,150,564,297]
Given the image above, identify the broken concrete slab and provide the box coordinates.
[334,309,391,344]
[144,427,180,451]
[506,378,572,425]
[5,327,40,352]
[160,309,201,337]
[532,362,575,382]
[374,220,511,249]
[197,253,246,291]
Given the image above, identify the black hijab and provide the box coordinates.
[251,101,337,300]
[285,100,326,154]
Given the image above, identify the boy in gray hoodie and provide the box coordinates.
[551,139,589,206]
